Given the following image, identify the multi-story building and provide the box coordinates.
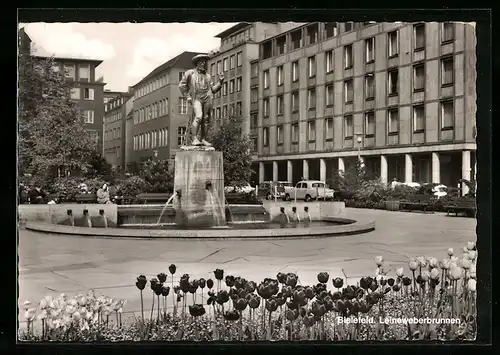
[124,96,135,168]
[104,90,123,104]
[251,22,476,194]
[129,51,203,165]
[103,91,133,170]
[19,28,106,153]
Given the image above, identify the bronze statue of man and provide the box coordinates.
[178,54,224,147]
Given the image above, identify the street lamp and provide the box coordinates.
[356,134,363,161]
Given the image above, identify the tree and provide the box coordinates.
[207,115,254,186]
[85,152,116,182]
[138,158,174,193]
[18,51,95,183]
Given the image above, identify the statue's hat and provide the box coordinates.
[192,54,210,66]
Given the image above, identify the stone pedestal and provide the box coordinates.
[173,150,226,228]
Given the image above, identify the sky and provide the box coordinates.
[20,22,238,92]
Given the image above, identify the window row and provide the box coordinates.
[106,112,122,124]
[133,128,169,151]
[82,110,95,124]
[104,127,121,141]
[212,76,243,98]
[70,87,95,101]
[212,101,243,119]
[54,63,92,81]
[135,74,170,99]
[259,101,455,147]
[105,97,125,112]
[211,52,243,75]
[133,98,169,124]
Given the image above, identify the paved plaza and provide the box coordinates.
[18,208,476,326]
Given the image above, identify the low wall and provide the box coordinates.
[18,204,118,225]
[262,201,345,222]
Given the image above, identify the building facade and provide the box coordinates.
[129,51,202,165]
[103,92,133,170]
[250,22,476,194]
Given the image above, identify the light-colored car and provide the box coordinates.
[224,181,255,194]
[286,180,335,202]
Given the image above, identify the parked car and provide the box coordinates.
[224,181,255,194]
[284,180,335,202]
[417,183,448,199]
[257,181,287,200]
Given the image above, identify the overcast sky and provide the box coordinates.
[20,22,237,92]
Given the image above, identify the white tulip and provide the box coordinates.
[463,246,469,253]
[408,259,418,271]
[421,270,430,282]
[447,248,454,256]
[428,257,438,268]
[467,279,477,292]
[430,268,440,280]
[461,258,472,270]
[72,311,82,322]
[449,267,462,280]
[440,259,451,270]
[468,250,477,261]
[375,256,384,267]
[396,267,404,277]
[467,241,476,250]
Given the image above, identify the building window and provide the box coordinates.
[290,30,302,50]
[177,127,186,146]
[292,61,299,82]
[324,22,337,38]
[365,38,375,63]
[277,125,284,145]
[250,113,258,129]
[230,55,235,69]
[263,70,270,89]
[229,104,235,117]
[291,123,299,143]
[325,118,333,141]
[83,88,94,100]
[178,71,185,82]
[307,24,318,45]
[307,56,316,77]
[237,52,242,67]
[263,98,270,117]
[83,110,94,124]
[365,74,375,100]
[413,64,425,92]
[344,22,353,32]
[236,102,242,116]
[388,30,399,57]
[64,64,75,80]
[344,80,354,103]
[236,77,242,92]
[413,105,425,132]
[388,108,399,134]
[441,100,454,129]
[292,91,299,112]
[388,70,399,95]
[414,23,425,51]
[442,22,454,43]
[344,115,353,138]
[365,112,375,137]
[210,63,216,76]
[222,82,228,96]
[179,98,188,115]
[70,88,80,100]
[277,95,284,115]
[250,62,258,77]
[216,61,221,73]
[222,105,228,118]
[276,36,286,56]
[215,108,220,119]
[325,50,334,73]
[251,136,258,152]
[229,80,235,93]
[251,88,258,103]
[262,41,272,60]
[223,58,228,71]
[307,120,316,142]
[441,57,454,86]
[344,44,353,69]
[277,66,283,86]
[79,64,90,81]
[325,84,334,106]
[263,127,269,146]
[307,89,316,109]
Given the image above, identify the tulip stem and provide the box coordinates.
[157,295,160,324]
[150,293,155,323]
[140,290,145,323]
[171,279,175,318]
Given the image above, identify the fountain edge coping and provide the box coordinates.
[24,217,374,240]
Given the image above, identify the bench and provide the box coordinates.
[136,193,172,204]
[75,193,97,204]
[445,198,477,217]
[399,194,433,213]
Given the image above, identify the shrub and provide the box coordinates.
[355,180,389,203]
[114,176,149,204]
[386,185,419,200]
[44,177,82,202]
[138,159,173,193]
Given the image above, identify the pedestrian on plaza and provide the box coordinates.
[390,178,399,189]
[97,183,111,204]
[28,185,47,204]
[303,206,311,227]
[289,206,300,228]
[279,206,289,228]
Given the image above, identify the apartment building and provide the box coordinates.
[103,91,133,170]
[251,22,476,194]
[104,90,123,104]
[129,51,202,164]
[207,22,305,137]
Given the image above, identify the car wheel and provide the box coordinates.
[305,194,311,202]
[266,193,272,200]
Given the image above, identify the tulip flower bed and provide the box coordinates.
[19,243,477,342]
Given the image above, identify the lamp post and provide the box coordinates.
[356,134,363,161]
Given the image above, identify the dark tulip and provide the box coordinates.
[161,285,170,297]
[237,289,247,299]
[387,278,395,286]
[245,281,256,293]
[168,264,177,275]
[153,283,163,296]
[176,294,182,302]
[248,295,261,309]
[229,290,238,301]
[150,278,159,291]
[402,277,412,286]
[317,272,329,284]
[302,314,315,327]
[192,279,199,288]
[318,290,328,300]
[281,285,292,298]
[277,272,287,284]
[206,279,214,289]
[199,278,206,289]
[416,275,423,284]
[189,304,206,317]
[351,299,360,313]
[336,300,346,312]
[380,278,387,286]
[214,269,224,281]
[225,275,235,288]
[324,298,334,311]
[305,287,314,299]
[286,274,298,287]
[369,281,378,292]
[313,283,327,295]
[343,285,356,299]
[392,284,401,292]
[135,275,147,291]
[216,290,230,305]
[276,295,286,307]
[234,277,245,289]
[331,291,342,300]
[286,309,299,321]
[173,286,181,294]
[356,288,365,299]
[188,282,198,294]
[298,297,308,307]
[359,277,370,290]
[265,299,278,312]
[157,273,167,283]
[234,298,248,311]
[293,290,306,303]
[299,306,307,318]
[333,277,344,289]
[344,299,353,310]
[286,301,298,310]
[245,293,252,301]
[223,310,240,321]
